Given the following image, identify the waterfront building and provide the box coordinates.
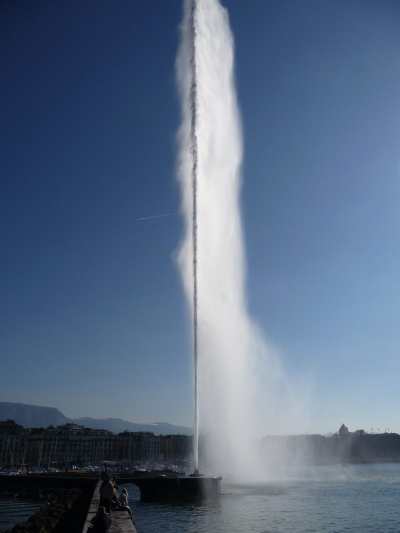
[160,434,191,462]
[0,421,191,468]
[116,432,161,463]
[0,420,27,468]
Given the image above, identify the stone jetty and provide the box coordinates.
[82,481,137,533]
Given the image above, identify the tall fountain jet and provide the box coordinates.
[177,0,273,481]
[188,0,200,476]
[177,0,251,480]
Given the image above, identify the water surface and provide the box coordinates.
[0,498,41,532]
[127,464,400,532]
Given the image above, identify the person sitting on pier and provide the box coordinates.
[117,487,133,520]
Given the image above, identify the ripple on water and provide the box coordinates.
[0,499,41,532]
[121,465,400,533]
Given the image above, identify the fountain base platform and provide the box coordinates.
[134,475,222,502]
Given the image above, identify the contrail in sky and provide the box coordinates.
[135,212,176,222]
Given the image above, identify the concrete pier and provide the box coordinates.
[82,481,101,533]
[82,481,137,533]
[110,509,137,533]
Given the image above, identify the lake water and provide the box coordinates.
[2,465,400,532]
[0,498,41,532]
[127,464,400,532]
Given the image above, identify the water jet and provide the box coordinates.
[133,0,225,500]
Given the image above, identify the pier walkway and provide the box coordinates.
[82,481,137,533]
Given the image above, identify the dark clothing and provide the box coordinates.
[100,480,115,513]
[89,511,112,533]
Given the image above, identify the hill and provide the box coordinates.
[74,417,192,435]
[0,402,68,427]
[0,402,191,435]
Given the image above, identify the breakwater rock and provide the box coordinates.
[3,488,93,533]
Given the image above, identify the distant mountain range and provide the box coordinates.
[0,402,68,428]
[73,417,192,436]
[0,402,191,436]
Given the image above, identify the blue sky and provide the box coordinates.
[1,0,400,434]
